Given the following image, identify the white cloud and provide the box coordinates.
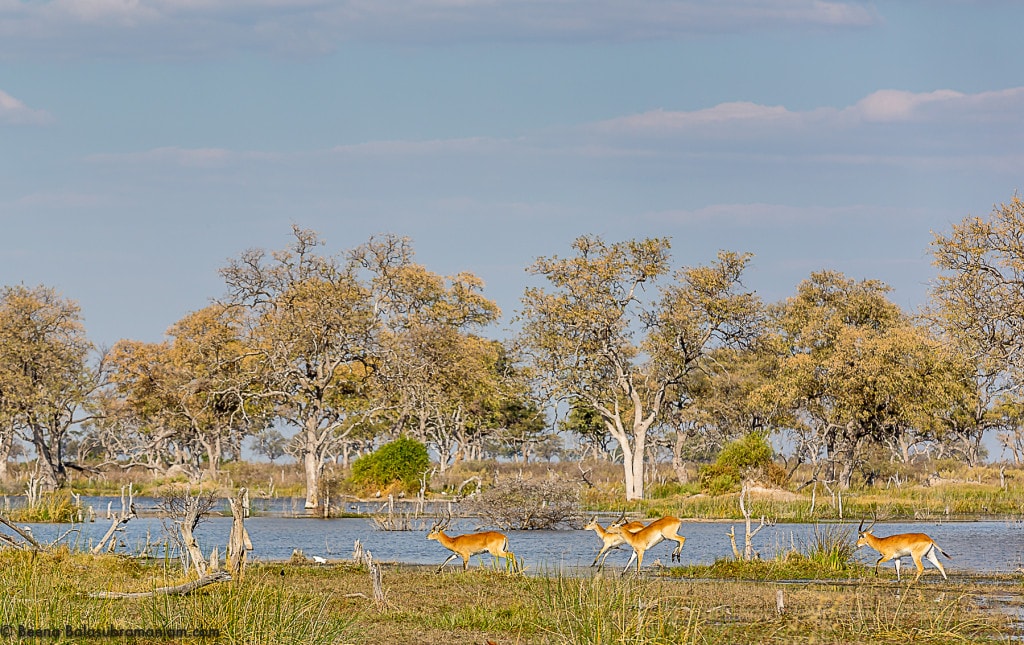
[0,89,52,125]
[0,0,879,59]
[847,89,966,123]
[594,102,803,134]
[592,86,1024,135]
[80,86,1024,175]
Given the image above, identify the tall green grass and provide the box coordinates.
[534,574,702,644]
[0,550,356,645]
[6,491,81,523]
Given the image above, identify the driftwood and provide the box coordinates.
[89,570,232,599]
[0,514,41,550]
[92,484,136,554]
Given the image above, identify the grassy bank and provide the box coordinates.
[5,459,1024,524]
[0,548,1017,644]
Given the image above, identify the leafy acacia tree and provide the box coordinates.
[221,228,498,509]
[353,236,501,469]
[662,345,780,484]
[518,236,761,500]
[103,305,265,479]
[930,195,1024,463]
[759,271,959,487]
[220,227,378,510]
[0,285,100,490]
[387,326,508,470]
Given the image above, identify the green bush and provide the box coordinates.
[350,436,431,493]
[698,433,786,494]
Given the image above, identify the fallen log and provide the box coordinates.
[89,570,232,599]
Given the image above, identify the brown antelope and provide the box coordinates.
[582,516,648,567]
[426,513,518,573]
[856,519,951,582]
[606,512,686,574]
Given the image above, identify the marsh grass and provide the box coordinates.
[0,550,355,645]
[6,491,81,523]
[0,549,1013,644]
[141,569,354,644]
[535,574,702,644]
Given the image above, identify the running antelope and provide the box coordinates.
[426,513,518,573]
[582,516,648,567]
[856,518,951,582]
[606,512,686,574]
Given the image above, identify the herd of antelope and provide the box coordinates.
[426,511,953,581]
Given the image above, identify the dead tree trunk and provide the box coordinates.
[727,483,769,561]
[92,484,136,554]
[227,488,253,581]
[89,571,232,599]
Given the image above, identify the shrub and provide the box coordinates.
[461,475,581,530]
[698,433,786,494]
[350,436,430,493]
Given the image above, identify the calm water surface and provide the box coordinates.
[11,496,1024,574]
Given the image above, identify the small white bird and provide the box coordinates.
[312,555,328,565]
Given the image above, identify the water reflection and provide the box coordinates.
[7,499,1023,574]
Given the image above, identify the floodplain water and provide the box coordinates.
[11,496,1024,574]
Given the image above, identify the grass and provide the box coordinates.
[4,491,81,523]
[0,549,356,645]
[0,547,1015,644]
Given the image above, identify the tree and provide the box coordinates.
[353,235,501,469]
[517,236,761,500]
[220,226,378,510]
[759,271,954,488]
[0,285,100,490]
[387,327,508,470]
[662,345,779,483]
[220,228,499,509]
[102,305,266,479]
[560,404,615,462]
[930,195,1024,464]
[249,428,289,463]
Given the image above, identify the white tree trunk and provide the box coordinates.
[303,447,321,509]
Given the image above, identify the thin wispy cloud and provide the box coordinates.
[594,87,1024,134]
[0,0,879,59]
[82,86,1024,174]
[0,89,52,125]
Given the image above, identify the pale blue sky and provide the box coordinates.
[1,0,1022,349]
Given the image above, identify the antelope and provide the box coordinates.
[856,518,951,582]
[605,512,686,574]
[426,512,518,573]
[582,516,648,567]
